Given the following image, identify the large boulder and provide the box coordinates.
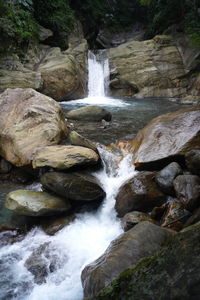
[65,106,112,122]
[185,149,200,176]
[38,47,86,101]
[41,172,105,202]
[69,131,98,152]
[0,88,68,166]
[109,35,187,98]
[91,222,200,300]
[81,221,173,298]
[122,211,156,232]
[5,190,71,216]
[173,175,200,212]
[130,106,200,168]
[32,145,99,170]
[115,172,167,217]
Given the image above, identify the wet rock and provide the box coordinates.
[5,190,71,216]
[0,88,68,167]
[65,106,112,122]
[130,106,200,169]
[81,221,173,298]
[0,158,12,174]
[40,214,75,235]
[184,206,200,228]
[115,172,167,217]
[91,222,200,300]
[122,211,155,231]
[185,149,200,176]
[32,145,99,170]
[155,162,183,195]
[69,131,98,152]
[0,223,24,246]
[173,175,200,211]
[41,172,105,202]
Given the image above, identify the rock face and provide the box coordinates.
[173,175,200,212]
[185,149,200,176]
[91,222,200,300]
[130,106,200,168]
[109,35,187,98]
[32,145,99,170]
[122,211,155,231]
[155,162,183,195]
[69,131,97,152]
[65,106,112,122]
[81,221,172,298]
[115,172,167,217]
[5,190,71,216]
[0,88,68,166]
[41,172,105,202]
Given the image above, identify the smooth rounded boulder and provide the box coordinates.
[0,88,68,166]
[32,145,99,170]
[41,172,105,202]
[122,211,156,231]
[65,106,112,122]
[5,190,71,216]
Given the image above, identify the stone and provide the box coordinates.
[130,106,200,169]
[32,145,99,170]
[65,106,112,122]
[38,47,86,101]
[173,175,200,212]
[122,211,155,231]
[40,214,76,235]
[115,172,167,217]
[109,35,187,98]
[38,25,53,41]
[5,190,71,216]
[41,172,105,202]
[69,131,98,152]
[185,149,200,176]
[91,222,200,300]
[155,162,183,195]
[0,88,68,166]
[0,158,13,174]
[81,221,173,298]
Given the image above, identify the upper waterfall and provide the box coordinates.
[88,50,110,97]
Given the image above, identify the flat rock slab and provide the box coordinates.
[5,190,71,216]
[32,145,99,170]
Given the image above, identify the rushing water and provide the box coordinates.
[0,148,136,300]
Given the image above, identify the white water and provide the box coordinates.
[61,50,128,107]
[0,148,136,300]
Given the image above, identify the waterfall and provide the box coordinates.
[88,50,110,97]
[0,148,136,300]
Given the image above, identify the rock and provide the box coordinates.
[122,211,155,231]
[5,190,71,216]
[81,221,173,298]
[0,158,13,174]
[65,106,112,122]
[41,172,105,202]
[160,199,189,231]
[115,172,167,217]
[155,162,183,195]
[32,145,99,170]
[91,222,200,300]
[185,149,200,176]
[38,25,53,41]
[69,131,98,152]
[38,47,86,101]
[184,206,200,228]
[173,175,200,211]
[0,88,68,166]
[109,35,187,98]
[40,214,75,235]
[130,106,200,169]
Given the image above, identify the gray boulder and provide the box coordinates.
[65,106,112,122]
[185,149,200,176]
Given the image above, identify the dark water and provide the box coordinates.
[61,97,190,145]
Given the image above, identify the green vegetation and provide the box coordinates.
[0,0,199,53]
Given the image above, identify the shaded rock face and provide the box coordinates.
[185,149,200,176]
[32,145,99,170]
[122,211,155,232]
[0,88,68,166]
[155,162,183,195]
[91,222,200,300]
[40,214,75,235]
[41,172,105,202]
[81,221,172,298]
[109,35,187,98]
[65,106,112,122]
[5,190,71,216]
[130,106,200,168]
[173,175,200,212]
[115,172,167,217]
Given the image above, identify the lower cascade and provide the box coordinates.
[0,147,136,300]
